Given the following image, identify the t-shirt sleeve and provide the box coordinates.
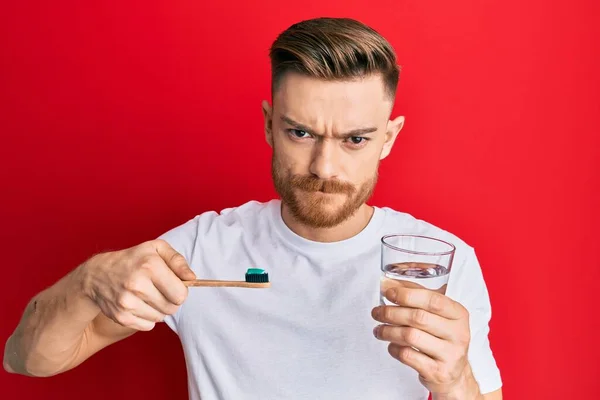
[155,215,202,335]
[447,247,503,394]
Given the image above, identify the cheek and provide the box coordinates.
[343,149,381,181]
[274,143,312,174]
[279,135,316,164]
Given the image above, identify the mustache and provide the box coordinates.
[289,175,356,194]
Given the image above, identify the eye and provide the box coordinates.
[346,136,369,147]
[288,129,311,139]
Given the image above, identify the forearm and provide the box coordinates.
[431,364,483,400]
[3,263,100,377]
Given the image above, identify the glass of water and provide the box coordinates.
[380,235,456,305]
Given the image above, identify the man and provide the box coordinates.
[3,17,502,400]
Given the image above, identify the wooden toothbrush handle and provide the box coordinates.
[183,279,271,288]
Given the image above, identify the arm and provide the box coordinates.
[429,363,502,399]
[484,389,503,400]
[3,239,195,377]
[3,262,135,377]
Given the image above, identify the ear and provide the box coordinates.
[262,100,273,148]
[380,115,405,160]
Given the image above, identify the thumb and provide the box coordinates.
[154,239,197,281]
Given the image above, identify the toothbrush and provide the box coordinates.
[183,268,270,288]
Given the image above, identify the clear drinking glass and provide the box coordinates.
[380,234,456,305]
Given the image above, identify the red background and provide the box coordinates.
[1,1,599,399]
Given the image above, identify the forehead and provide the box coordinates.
[273,73,392,130]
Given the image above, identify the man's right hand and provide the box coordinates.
[80,239,196,332]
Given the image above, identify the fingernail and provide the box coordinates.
[373,326,379,338]
[386,288,397,302]
[372,307,380,318]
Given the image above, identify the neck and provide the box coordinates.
[280,202,374,243]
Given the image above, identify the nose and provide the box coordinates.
[309,139,339,180]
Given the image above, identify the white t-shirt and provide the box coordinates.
[159,200,502,400]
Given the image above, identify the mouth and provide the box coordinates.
[297,187,330,195]
[313,189,343,196]
[294,185,348,196]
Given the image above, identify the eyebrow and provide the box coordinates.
[280,115,378,138]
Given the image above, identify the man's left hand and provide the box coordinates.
[371,286,475,396]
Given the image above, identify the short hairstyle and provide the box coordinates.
[269,17,400,99]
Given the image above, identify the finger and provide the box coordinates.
[129,315,156,332]
[138,279,181,315]
[384,287,465,320]
[374,325,447,360]
[129,297,167,323]
[388,343,438,381]
[371,306,453,340]
[120,314,156,332]
[116,291,166,323]
[146,256,190,306]
[126,264,187,308]
[112,306,157,332]
[154,239,196,281]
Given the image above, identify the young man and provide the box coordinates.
[4,18,502,400]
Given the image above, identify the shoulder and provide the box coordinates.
[156,200,275,256]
